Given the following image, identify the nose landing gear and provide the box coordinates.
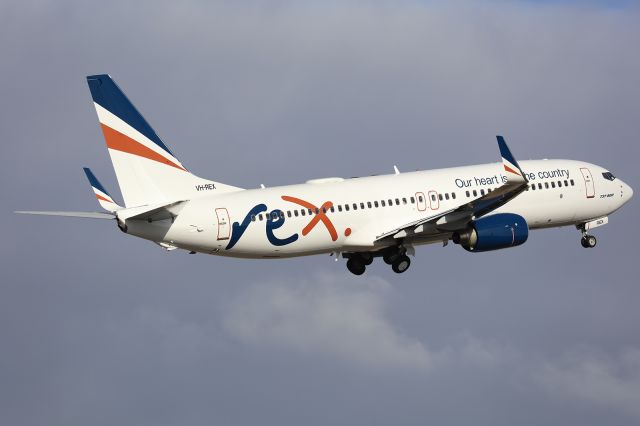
[578,225,597,248]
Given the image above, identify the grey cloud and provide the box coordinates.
[536,348,640,418]
[223,272,434,371]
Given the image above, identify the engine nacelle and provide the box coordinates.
[452,213,528,252]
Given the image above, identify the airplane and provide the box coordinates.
[16,75,634,275]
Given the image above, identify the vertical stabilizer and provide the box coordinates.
[86,74,242,207]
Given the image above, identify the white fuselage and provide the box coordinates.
[123,159,632,258]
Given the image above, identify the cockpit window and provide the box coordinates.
[602,172,616,181]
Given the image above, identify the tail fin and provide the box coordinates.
[83,167,122,212]
[86,74,242,207]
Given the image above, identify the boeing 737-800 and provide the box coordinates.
[17,75,633,275]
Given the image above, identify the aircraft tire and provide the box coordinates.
[347,258,366,275]
[392,255,411,274]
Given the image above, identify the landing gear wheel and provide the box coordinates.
[391,255,411,274]
[361,253,374,266]
[347,258,366,275]
[580,235,597,248]
[383,252,399,265]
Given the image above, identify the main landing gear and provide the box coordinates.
[578,225,597,248]
[344,247,411,275]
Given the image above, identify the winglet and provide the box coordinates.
[83,167,122,212]
[497,136,527,183]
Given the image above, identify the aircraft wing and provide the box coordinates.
[375,136,529,241]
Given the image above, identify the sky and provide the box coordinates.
[1,0,639,425]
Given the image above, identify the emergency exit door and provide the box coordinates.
[215,208,231,240]
[580,168,595,198]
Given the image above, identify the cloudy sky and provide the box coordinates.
[1,0,639,425]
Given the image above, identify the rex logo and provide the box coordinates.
[225,196,340,250]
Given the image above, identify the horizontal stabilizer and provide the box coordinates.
[15,211,115,219]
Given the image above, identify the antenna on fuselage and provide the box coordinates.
[393,165,400,175]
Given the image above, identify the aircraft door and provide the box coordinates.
[215,208,231,240]
[415,192,427,211]
[428,190,439,210]
[580,168,595,199]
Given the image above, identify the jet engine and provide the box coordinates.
[452,213,528,252]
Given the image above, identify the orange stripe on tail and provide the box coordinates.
[504,164,521,176]
[100,124,186,171]
[95,194,113,203]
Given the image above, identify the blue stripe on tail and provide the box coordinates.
[86,74,174,156]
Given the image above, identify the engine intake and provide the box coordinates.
[453,213,528,252]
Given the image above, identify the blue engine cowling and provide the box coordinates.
[453,213,529,252]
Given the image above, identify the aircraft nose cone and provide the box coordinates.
[622,181,633,203]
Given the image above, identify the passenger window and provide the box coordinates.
[301,209,306,216]
[374,201,379,208]
[473,190,477,197]
[410,197,415,204]
[287,211,292,218]
[367,202,372,208]
[570,179,575,186]
[538,183,542,190]
[466,190,470,197]
[545,182,549,189]
[279,212,285,219]
[531,184,536,191]
[418,196,423,203]
[436,194,441,201]
[345,204,350,211]
[337,205,342,212]
[294,210,299,217]
[251,215,256,222]
[360,202,365,209]
[389,199,393,206]
[395,198,400,205]
[402,198,407,204]
[452,193,456,199]
[557,181,562,187]
[258,214,263,221]
[480,189,485,195]
[381,200,386,207]
[445,193,450,200]
[322,207,327,213]
[330,206,335,213]
[564,180,568,186]
[551,182,555,188]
